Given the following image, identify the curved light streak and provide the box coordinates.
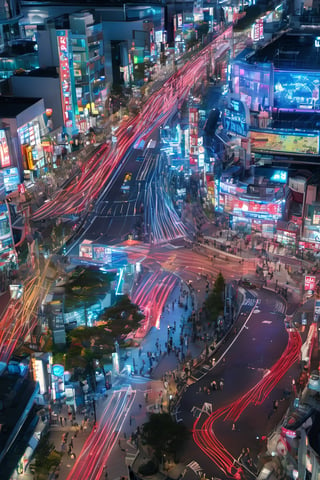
[0,259,53,362]
[131,271,179,333]
[66,387,135,480]
[192,330,302,478]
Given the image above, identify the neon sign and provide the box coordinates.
[304,275,316,291]
[57,31,74,129]
[0,130,10,168]
[223,99,249,137]
[270,170,287,183]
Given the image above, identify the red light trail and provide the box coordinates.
[131,270,179,334]
[192,330,302,478]
[31,28,233,221]
[66,387,135,480]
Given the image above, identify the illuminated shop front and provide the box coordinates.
[275,226,297,246]
[78,240,128,269]
[206,173,215,206]
[300,225,320,252]
[18,120,47,177]
[0,131,18,269]
[0,96,47,181]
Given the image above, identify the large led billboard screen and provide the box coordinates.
[274,70,320,111]
[250,130,319,155]
[220,193,282,217]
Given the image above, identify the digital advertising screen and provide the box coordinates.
[93,246,112,264]
[232,62,272,111]
[250,130,319,155]
[274,70,320,111]
[220,193,282,217]
[0,130,11,168]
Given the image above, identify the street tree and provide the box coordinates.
[33,434,62,479]
[62,295,144,389]
[204,272,225,326]
[64,267,114,325]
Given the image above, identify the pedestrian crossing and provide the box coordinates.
[243,296,285,313]
[186,460,203,476]
[243,298,260,307]
[274,300,286,314]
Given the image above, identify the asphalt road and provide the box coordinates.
[75,130,163,246]
[178,288,301,480]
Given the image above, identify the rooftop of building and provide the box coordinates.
[0,39,37,58]
[0,404,40,480]
[0,96,43,117]
[246,28,320,70]
[0,373,37,442]
[13,67,59,78]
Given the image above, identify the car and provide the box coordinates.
[241,279,257,289]
[123,172,132,183]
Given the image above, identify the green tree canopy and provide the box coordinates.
[141,413,189,461]
[213,272,225,299]
[64,267,114,312]
[33,434,62,478]
[64,295,144,372]
[204,272,225,323]
[98,294,144,336]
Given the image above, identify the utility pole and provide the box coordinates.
[92,398,97,424]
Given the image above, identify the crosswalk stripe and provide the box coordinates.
[187,460,203,475]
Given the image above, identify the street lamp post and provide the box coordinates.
[92,398,97,424]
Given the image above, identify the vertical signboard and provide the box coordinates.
[57,31,74,131]
[305,275,316,291]
[3,167,20,192]
[314,299,320,322]
[0,171,5,201]
[0,130,11,168]
[189,107,198,166]
[51,364,65,401]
